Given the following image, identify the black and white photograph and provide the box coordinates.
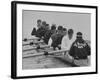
[11,1,97,79]
[22,10,91,69]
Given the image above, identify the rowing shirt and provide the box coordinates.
[69,38,91,59]
[61,35,75,50]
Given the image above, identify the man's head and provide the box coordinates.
[58,26,63,30]
[51,24,56,30]
[63,28,67,36]
[76,32,82,39]
[57,26,63,34]
[37,19,42,28]
[45,24,50,30]
[42,21,46,27]
[68,29,74,39]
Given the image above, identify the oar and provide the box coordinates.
[23,49,69,58]
[23,45,50,52]
[22,40,44,46]
[23,37,40,42]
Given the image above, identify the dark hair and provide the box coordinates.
[68,29,73,34]
[77,32,82,35]
[58,26,63,30]
[76,32,82,38]
[46,24,49,27]
[42,21,46,25]
[63,28,67,31]
[51,25,56,30]
[37,19,41,23]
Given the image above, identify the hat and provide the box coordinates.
[77,32,82,38]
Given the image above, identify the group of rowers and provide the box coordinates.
[31,19,91,66]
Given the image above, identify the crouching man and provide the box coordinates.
[69,32,91,66]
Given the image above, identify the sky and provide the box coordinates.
[22,10,91,40]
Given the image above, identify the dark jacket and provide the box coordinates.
[69,38,91,59]
[31,28,37,36]
[51,32,63,48]
[43,30,56,44]
[35,27,47,39]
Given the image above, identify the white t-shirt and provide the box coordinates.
[61,35,75,50]
[48,37,52,46]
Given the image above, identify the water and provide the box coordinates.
[22,55,72,69]
[22,39,90,70]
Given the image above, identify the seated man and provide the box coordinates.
[43,24,56,44]
[36,21,47,39]
[62,28,67,36]
[61,29,75,51]
[69,32,91,66]
[48,26,63,50]
[37,19,42,29]
[31,19,42,36]
[61,28,75,59]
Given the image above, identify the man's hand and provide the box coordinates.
[58,44,61,47]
